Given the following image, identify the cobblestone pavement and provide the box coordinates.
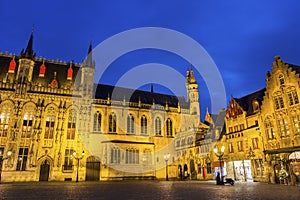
[0,180,299,200]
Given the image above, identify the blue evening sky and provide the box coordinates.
[1,0,300,119]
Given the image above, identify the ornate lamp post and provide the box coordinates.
[214,146,225,185]
[72,150,85,182]
[164,153,170,181]
[0,150,12,183]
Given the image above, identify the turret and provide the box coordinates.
[186,69,200,116]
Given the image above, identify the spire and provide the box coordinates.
[83,41,95,68]
[21,29,35,59]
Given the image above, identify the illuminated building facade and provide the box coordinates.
[0,32,201,182]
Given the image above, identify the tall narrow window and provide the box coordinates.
[0,107,10,137]
[265,120,275,140]
[109,113,117,133]
[274,96,284,110]
[16,148,28,171]
[127,114,134,134]
[237,141,243,152]
[141,115,147,135]
[252,138,259,149]
[155,117,162,135]
[125,148,139,164]
[93,112,101,132]
[279,74,285,85]
[67,112,76,140]
[228,143,234,153]
[110,147,120,164]
[22,113,33,138]
[278,118,290,137]
[292,114,300,135]
[45,115,55,139]
[287,91,299,106]
[64,148,74,170]
[166,118,173,136]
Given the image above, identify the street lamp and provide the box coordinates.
[214,146,225,185]
[0,150,12,183]
[164,153,170,181]
[72,150,85,182]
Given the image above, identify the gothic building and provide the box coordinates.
[0,32,201,182]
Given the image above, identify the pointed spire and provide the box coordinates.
[83,41,95,68]
[21,29,35,59]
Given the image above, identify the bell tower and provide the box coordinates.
[186,69,200,116]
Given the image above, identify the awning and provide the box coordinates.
[212,161,224,168]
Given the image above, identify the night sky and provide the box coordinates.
[1,0,300,119]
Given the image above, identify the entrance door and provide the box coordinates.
[39,160,50,181]
[85,156,100,181]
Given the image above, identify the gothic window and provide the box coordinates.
[166,118,173,137]
[240,124,245,130]
[265,120,275,140]
[110,147,120,164]
[109,113,116,133]
[287,91,299,106]
[0,106,11,137]
[16,148,28,171]
[22,113,33,138]
[291,114,300,135]
[45,108,56,139]
[278,118,290,137]
[127,114,134,134]
[274,96,284,110]
[125,148,139,164]
[64,148,74,170]
[67,112,76,140]
[279,74,285,85]
[155,117,162,135]
[141,115,147,135]
[93,112,101,132]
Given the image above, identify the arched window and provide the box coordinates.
[279,74,285,85]
[141,115,147,135]
[22,109,34,138]
[265,117,275,140]
[252,100,260,112]
[111,147,120,164]
[109,113,116,133]
[166,118,173,136]
[127,114,135,134]
[155,117,161,135]
[45,107,56,139]
[67,111,76,140]
[0,105,11,138]
[93,112,101,132]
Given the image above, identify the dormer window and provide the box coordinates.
[252,100,260,112]
[279,74,285,85]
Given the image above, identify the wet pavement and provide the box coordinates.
[0,180,299,200]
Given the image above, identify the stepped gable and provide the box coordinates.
[235,88,266,116]
[287,63,300,75]
[94,83,189,108]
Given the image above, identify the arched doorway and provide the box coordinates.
[183,164,189,179]
[86,156,100,181]
[178,165,183,180]
[39,160,50,181]
[289,151,300,185]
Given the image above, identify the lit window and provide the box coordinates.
[252,138,259,149]
[67,112,76,140]
[265,120,275,140]
[63,149,74,170]
[16,148,28,171]
[252,100,260,112]
[228,143,234,153]
[0,106,11,137]
[237,141,243,151]
[278,118,290,137]
[22,113,33,138]
[292,114,300,135]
